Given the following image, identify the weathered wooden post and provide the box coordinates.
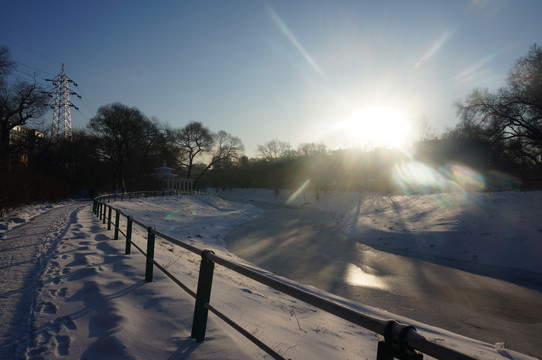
[145,227,156,282]
[191,250,215,342]
[114,209,120,240]
[125,216,133,254]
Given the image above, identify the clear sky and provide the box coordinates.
[1,0,541,156]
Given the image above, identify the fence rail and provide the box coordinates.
[93,192,475,360]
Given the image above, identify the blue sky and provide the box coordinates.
[2,0,541,156]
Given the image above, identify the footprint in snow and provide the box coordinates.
[55,315,77,331]
[41,302,57,314]
[54,335,70,356]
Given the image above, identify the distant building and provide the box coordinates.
[152,160,193,193]
[9,125,45,167]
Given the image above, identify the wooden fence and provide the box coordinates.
[93,193,475,360]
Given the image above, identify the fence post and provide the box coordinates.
[103,204,107,224]
[376,321,423,360]
[114,209,120,240]
[191,250,215,342]
[107,206,112,230]
[145,227,155,282]
[125,216,133,254]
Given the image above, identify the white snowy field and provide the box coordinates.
[0,190,540,359]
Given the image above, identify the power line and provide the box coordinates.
[79,94,96,114]
[11,67,49,82]
[13,60,56,77]
[1,39,97,123]
[15,61,96,118]
[0,37,63,64]
[74,108,91,125]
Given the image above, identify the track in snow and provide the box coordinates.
[0,202,88,359]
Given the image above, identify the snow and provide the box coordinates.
[0,190,540,359]
[213,188,542,273]
[0,200,76,232]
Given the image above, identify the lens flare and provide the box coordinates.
[287,179,311,204]
[448,164,485,191]
[414,29,456,69]
[392,161,485,194]
[486,170,521,189]
[392,161,447,194]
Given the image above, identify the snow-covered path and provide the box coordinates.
[18,203,255,359]
[0,202,87,359]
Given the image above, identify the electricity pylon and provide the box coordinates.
[46,64,80,141]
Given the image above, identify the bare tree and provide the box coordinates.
[456,44,542,169]
[416,114,438,141]
[0,46,15,78]
[297,142,327,157]
[191,130,244,186]
[173,121,214,179]
[257,139,292,161]
[0,46,49,171]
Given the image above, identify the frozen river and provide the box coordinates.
[223,198,542,357]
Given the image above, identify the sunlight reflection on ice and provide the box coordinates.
[345,263,389,290]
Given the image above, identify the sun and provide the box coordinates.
[334,107,412,149]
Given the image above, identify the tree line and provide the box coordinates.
[1,44,542,214]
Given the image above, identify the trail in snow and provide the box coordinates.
[25,201,257,359]
[0,202,87,359]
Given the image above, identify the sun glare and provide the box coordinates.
[335,107,412,149]
[392,160,486,195]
